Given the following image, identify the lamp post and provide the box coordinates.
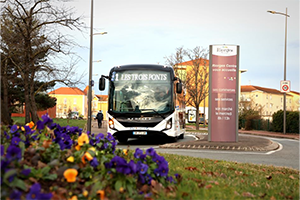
[87,0,107,133]
[267,8,290,134]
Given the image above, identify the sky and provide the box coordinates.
[60,0,299,95]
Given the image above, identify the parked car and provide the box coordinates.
[69,111,79,119]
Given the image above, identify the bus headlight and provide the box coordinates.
[109,118,114,129]
[166,118,172,130]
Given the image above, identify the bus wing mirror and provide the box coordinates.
[176,82,182,94]
[99,77,106,91]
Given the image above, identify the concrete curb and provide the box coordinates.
[159,134,280,152]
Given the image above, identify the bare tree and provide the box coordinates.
[1,0,85,123]
[166,46,209,130]
[184,47,209,130]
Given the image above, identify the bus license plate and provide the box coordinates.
[133,131,147,135]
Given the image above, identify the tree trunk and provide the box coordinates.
[195,106,200,130]
[24,77,31,124]
[29,92,39,123]
[1,60,13,125]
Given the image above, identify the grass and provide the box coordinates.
[11,117,87,129]
[160,153,299,199]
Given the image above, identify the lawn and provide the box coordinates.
[12,117,87,129]
[160,153,299,199]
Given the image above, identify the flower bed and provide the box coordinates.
[1,114,179,199]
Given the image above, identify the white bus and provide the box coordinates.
[99,64,185,143]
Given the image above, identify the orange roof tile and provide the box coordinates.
[241,85,292,96]
[176,59,209,66]
[48,87,86,95]
[96,95,108,101]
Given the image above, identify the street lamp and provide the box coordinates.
[87,0,107,133]
[267,8,290,134]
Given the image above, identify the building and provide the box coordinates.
[175,59,246,120]
[95,95,108,120]
[240,85,298,120]
[48,87,87,118]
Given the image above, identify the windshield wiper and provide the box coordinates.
[140,109,165,119]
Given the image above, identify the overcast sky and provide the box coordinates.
[62,0,299,95]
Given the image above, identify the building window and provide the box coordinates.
[270,95,272,100]
[256,95,258,97]
[74,98,77,104]
[266,94,268,99]
[64,98,67,104]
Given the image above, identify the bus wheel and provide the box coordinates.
[117,136,128,143]
[169,136,178,143]
[179,133,184,139]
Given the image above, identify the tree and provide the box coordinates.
[165,46,209,130]
[1,0,85,124]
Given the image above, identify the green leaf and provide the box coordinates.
[44,174,57,180]
[11,178,27,191]
[3,169,17,181]
[115,180,123,191]
[41,166,51,174]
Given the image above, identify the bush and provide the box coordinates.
[286,111,299,133]
[1,114,178,199]
[272,110,299,133]
[244,115,261,130]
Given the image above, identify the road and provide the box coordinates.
[91,122,299,170]
[117,134,299,170]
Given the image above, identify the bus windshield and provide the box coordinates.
[110,70,172,114]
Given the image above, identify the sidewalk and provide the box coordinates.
[90,120,108,135]
[160,125,298,151]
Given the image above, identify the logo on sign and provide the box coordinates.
[280,80,290,93]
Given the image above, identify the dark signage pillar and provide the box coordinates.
[208,45,240,142]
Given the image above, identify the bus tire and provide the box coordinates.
[117,136,128,143]
[169,136,178,143]
[179,133,184,139]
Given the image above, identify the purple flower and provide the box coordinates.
[9,189,22,200]
[36,121,45,130]
[11,137,22,146]
[21,169,31,176]
[26,183,52,200]
[6,145,22,161]
[41,114,53,125]
[90,158,99,168]
[145,147,157,157]
[10,125,18,134]
[106,133,114,141]
[134,148,144,159]
[128,160,137,174]
[154,163,169,177]
[138,163,148,175]
[4,131,10,139]
[1,145,4,156]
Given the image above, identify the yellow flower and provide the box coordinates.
[119,187,124,193]
[123,149,128,156]
[78,133,89,146]
[21,126,25,131]
[83,190,89,197]
[97,190,105,200]
[75,145,81,151]
[63,169,78,182]
[68,195,78,200]
[88,147,96,152]
[81,152,93,164]
[26,121,35,129]
[67,156,75,163]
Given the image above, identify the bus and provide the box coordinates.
[99,64,185,143]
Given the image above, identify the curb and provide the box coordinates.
[159,134,280,152]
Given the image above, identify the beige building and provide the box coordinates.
[240,85,298,120]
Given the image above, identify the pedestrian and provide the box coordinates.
[95,110,104,128]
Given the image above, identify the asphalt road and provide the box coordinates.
[91,122,299,170]
[117,134,299,170]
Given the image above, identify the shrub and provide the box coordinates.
[272,110,299,133]
[244,115,261,130]
[1,114,178,199]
